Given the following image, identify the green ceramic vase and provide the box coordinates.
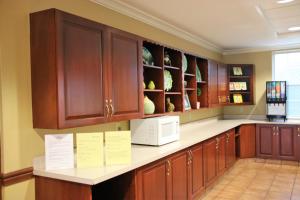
[144,96,155,114]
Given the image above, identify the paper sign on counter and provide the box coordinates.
[105,131,131,165]
[45,134,74,170]
[76,132,104,168]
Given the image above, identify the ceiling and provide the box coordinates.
[93,0,300,54]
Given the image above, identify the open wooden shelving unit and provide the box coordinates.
[143,41,165,117]
[183,54,197,110]
[227,64,254,105]
[142,41,213,117]
[143,41,254,117]
[163,47,184,113]
[197,58,209,108]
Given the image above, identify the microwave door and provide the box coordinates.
[159,121,177,145]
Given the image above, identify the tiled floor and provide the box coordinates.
[201,158,300,200]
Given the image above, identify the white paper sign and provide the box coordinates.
[45,134,74,170]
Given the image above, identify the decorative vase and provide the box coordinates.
[148,81,155,90]
[164,51,172,66]
[197,88,202,96]
[144,96,155,114]
[166,97,175,112]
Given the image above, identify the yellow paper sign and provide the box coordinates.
[76,132,104,168]
[105,131,131,165]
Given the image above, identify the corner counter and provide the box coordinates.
[33,118,300,185]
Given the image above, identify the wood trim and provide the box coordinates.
[1,167,33,186]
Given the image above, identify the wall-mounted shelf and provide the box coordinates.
[228,64,254,105]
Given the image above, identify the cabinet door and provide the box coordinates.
[203,138,218,187]
[136,160,168,200]
[277,125,297,161]
[31,9,109,129]
[169,151,188,200]
[56,11,108,128]
[239,124,256,158]
[226,129,236,168]
[256,125,275,159]
[107,28,143,121]
[208,60,219,107]
[217,63,228,104]
[217,134,226,175]
[295,127,300,161]
[188,144,205,200]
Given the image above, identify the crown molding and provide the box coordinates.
[91,0,300,56]
[222,43,300,55]
[90,0,223,53]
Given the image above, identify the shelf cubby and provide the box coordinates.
[143,41,164,67]
[143,92,165,116]
[143,67,164,91]
[228,64,254,105]
[196,58,209,108]
[165,94,183,112]
[183,54,197,111]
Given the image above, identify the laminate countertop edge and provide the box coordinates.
[33,118,300,185]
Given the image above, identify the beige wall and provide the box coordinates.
[0,0,223,199]
[222,51,273,116]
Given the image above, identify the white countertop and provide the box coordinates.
[33,118,300,185]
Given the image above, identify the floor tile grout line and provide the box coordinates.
[201,158,300,200]
[290,168,300,200]
[237,159,261,200]
[264,163,283,199]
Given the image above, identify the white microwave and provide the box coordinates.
[130,116,180,146]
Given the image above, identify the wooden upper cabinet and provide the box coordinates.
[107,28,143,121]
[61,18,107,123]
[217,63,228,104]
[208,60,219,107]
[30,9,142,128]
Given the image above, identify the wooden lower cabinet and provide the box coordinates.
[204,132,235,187]
[256,124,299,161]
[188,144,205,200]
[136,146,205,200]
[169,151,188,200]
[203,138,218,187]
[136,159,168,200]
[239,124,256,158]
[217,134,226,175]
[35,172,136,200]
[277,125,298,160]
[256,124,275,159]
[226,129,236,168]
[295,126,300,160]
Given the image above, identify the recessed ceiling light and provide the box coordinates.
[288,26,300,31]
[277,0,294,3]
